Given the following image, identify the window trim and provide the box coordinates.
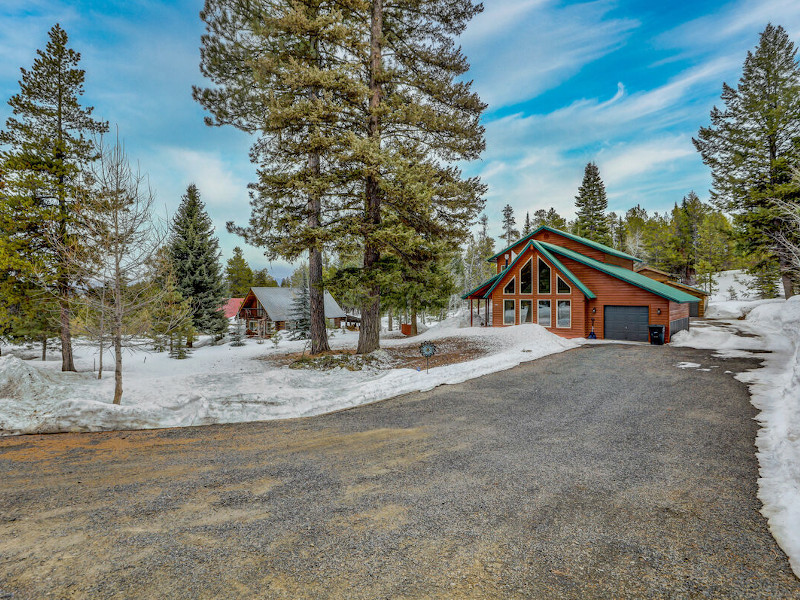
[520,299,533,324]
[503,299,516,325]
[503,276,516,295]
[538,258,551,294]
[520,259,533,295]
[556,275,571,295]
[556,299,571,329]
[537,299,551,327]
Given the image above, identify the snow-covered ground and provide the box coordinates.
[673,297,800,578]
[0,318,577,436]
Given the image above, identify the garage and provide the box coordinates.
[604,305,649,342]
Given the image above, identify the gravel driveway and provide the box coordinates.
[1,343,798,599]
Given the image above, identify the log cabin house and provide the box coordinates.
[463,226,699,343]
[237,287,346,337]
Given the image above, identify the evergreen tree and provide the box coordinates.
[351,0,486,354]
[694,24,800,298]
[229,318,245,347]
[522,211,532,236]
[573,162,612,245]
[501,204,519,245]
[624,204,649,257]
[196,0,358,355]
[252,268,279,287]
[225,246,254,296]
[168,184,228,340]
[0,24,108,371]
[289,270,312,340]
[531,207,568,230]
[462,214,495,293]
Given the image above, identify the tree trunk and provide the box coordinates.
[41,337,47,361]
[387,310,392,331]
[59,295,75,372]
[410,309,418,336]
[98,335,104,380]
[113,266,123,405]
[356,0,383,355]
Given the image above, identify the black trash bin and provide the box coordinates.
[648,324,665,345]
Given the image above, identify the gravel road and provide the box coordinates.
[1,343,798,599]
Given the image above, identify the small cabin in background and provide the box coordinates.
[238,287,346,337]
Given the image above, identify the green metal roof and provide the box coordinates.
[461,271,503,300]
[463,241,597,300]
[538,241,698,303]
[488,226,642,264]
[531,241,596,299]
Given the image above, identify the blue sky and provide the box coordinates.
[1,0,799,279]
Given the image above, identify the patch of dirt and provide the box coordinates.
[262,337,489,371]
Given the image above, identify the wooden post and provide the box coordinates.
[470,299,473,327]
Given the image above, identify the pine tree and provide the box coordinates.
[501,205,519,245]
[225,246,254,297]
[694,24,800,298]
[229,318,245,346]
[531,207,568,230]
[196,0,357,355]
[522,211,532,236]
[573,162,612,246]
[289,270,311,340]
[252,268,279,287]
[168,184,228,341]
[351,0,486,354]
[0,24,108,371]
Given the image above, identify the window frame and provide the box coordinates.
[520,299,533,323]
[556,299,571,328]
[503,299,516,325]
[503,276,516,295]
[520,259,533,294]
[537,299,551,327]
[538,258,551,294]
[556,275,571,295]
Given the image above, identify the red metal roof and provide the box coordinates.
[222,297,244,319]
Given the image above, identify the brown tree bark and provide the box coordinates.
[308,150,330,354]
[356,0,383,355]
[41,337,47,361]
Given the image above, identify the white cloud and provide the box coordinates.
[462,0,639,109]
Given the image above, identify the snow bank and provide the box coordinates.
[705,298,784,320]
[0,324,577,437]
[673,297,800,577]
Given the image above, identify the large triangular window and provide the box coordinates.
[520,260,532,294]
[557,276,571,294]
[504,277,515,294]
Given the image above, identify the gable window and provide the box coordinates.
[503,277,515,294]
[504,300,515,325]
[537,300,551,327]
[557,300,571,328]
[538,259,551,294]
[520,260,532,294]
[520,300,533,323]
[557,276,571,294]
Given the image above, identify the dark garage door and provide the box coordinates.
[604,305,650,342]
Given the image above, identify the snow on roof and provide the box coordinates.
[250,287,346,321]
[222,298,244,319]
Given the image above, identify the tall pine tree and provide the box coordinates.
[168,184,228,341]
[573,162,612,246]
[195,0,362,354]
[0,24,108,371]
[694,24,800,298]
[501,204,519,245]
[225,246,254,297]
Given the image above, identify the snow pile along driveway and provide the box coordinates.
[0,324,577,436]
[673,297,800,578]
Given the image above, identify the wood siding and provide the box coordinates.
[555,255,673,340]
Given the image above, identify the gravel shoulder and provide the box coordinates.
[1,343,798,599]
